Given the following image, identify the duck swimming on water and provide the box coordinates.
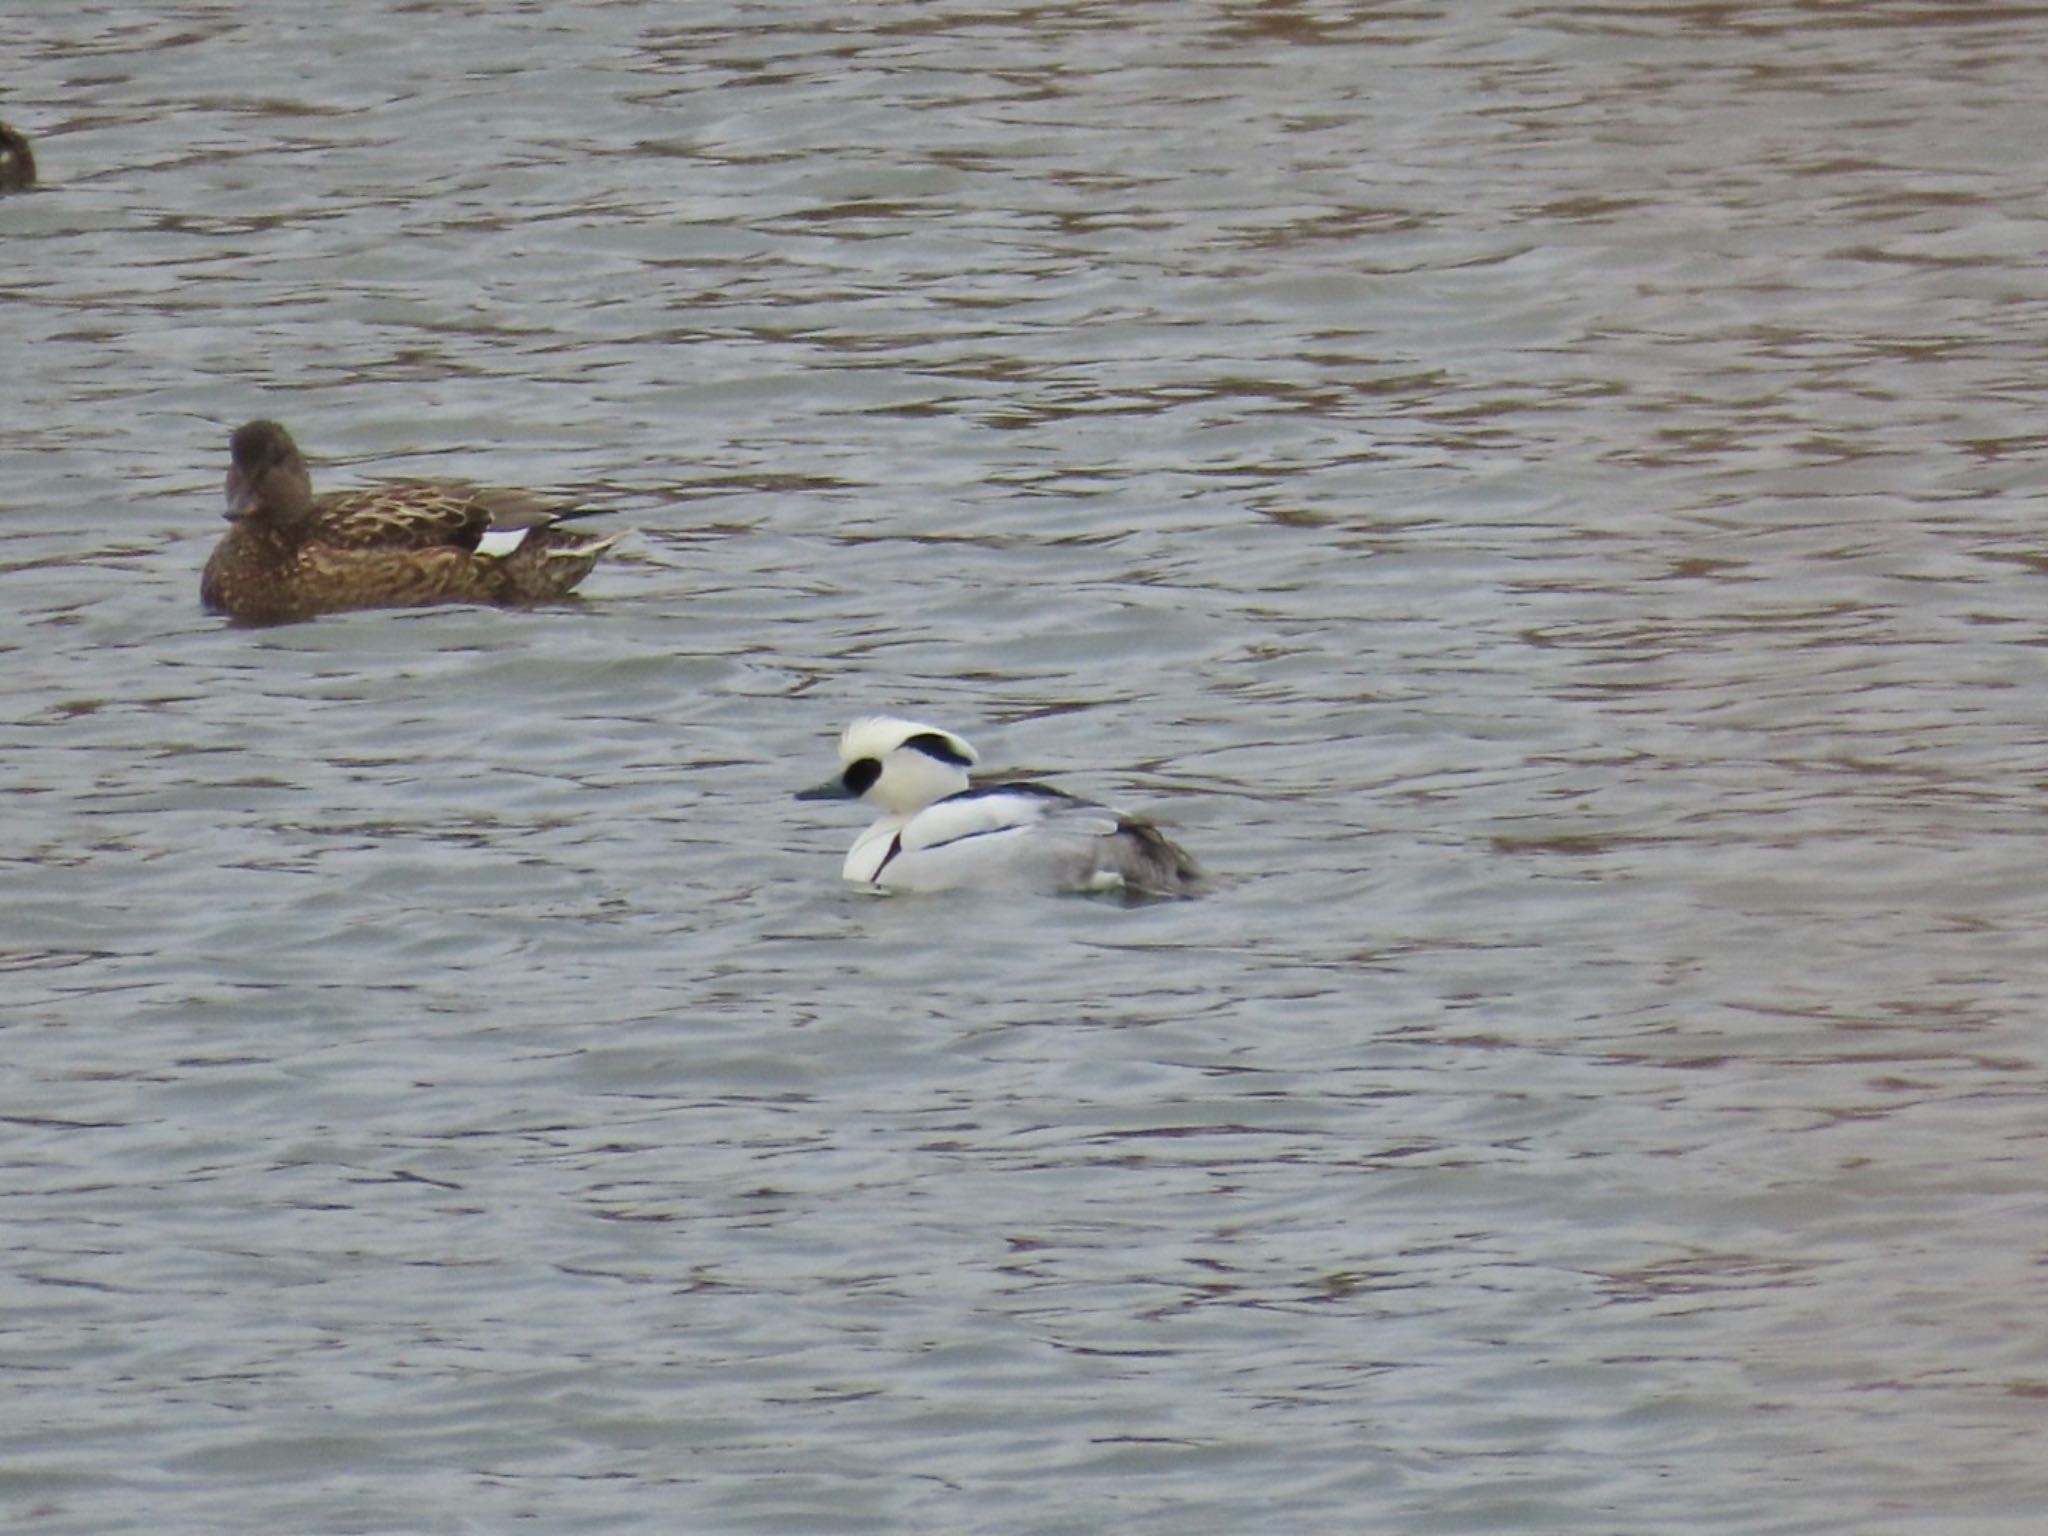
[200,419,623,624]
[797,717,1206,898]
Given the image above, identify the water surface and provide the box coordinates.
[4,3,2047,1532]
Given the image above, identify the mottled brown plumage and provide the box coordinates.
[0,121,35,193]
[200,420,622,625]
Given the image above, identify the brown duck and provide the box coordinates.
[0,121,35,192]
[200,420,624,624]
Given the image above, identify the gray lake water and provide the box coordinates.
[5,2,2047,1532]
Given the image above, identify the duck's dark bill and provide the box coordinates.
[795,776,853,801]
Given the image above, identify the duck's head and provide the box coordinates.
[796,717,978,814]
[224,419,315,525]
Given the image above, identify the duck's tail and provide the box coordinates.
[1109,816,1208,899]
[484,526,628,602]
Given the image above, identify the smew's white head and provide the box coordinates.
[800,716,978,815]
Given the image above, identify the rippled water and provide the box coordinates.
[5,2,2047,1532]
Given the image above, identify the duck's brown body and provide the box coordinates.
[199,514,596,625]
[200,421,620,625]
[0,121,34,193]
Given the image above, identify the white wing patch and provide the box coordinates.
[474,528,533,559]
[899,788,1117,852]
[901,791,1042,852]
